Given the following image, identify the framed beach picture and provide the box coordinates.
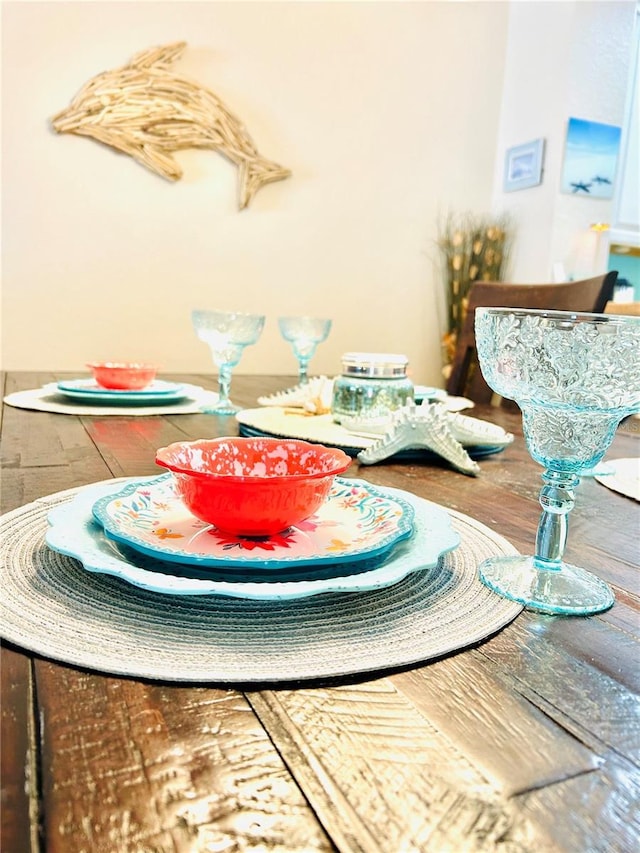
[560,117,621,198]
[503,138,545,192]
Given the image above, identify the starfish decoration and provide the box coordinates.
[356,402,513,475]
[257,376,334,414]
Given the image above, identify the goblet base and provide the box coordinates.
[478,555,614,615]
[200,402,241,416]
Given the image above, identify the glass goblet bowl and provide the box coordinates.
[474,307,640,615]
[192,309,265,415]
[278,316,332,384]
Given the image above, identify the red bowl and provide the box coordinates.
[155,437,352,536]
[87,362,159,390]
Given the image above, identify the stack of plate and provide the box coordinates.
[46,475,461,601]
[55,378,189,406]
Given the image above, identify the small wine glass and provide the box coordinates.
[278,316,332,384]
[474,307,640,615]
[192,309,265,414]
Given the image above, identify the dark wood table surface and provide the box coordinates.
[2,371,639,853]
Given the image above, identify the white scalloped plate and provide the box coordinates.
[46,479,461,600]
[236,407,506,462]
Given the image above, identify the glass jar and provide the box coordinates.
[331,352,414,423]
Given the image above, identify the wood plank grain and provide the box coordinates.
[599,592,640,637]
[79,415,192,479]
[391,656,600,797]
[477,615,640,762]
[250,684,538,853]
[34,661,333,853]
[252,674,639,853]
[1,646,39,853]
[514,751,640,853]
[76,373,298,480]
[1,372,114,511]
[1,414,111,512]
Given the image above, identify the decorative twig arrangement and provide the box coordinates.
[50,42,291,209]
[436,211,513,368]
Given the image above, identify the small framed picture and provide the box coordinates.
[560,117,621,198]
[503,138,545,192]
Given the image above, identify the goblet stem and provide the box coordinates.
[197,363,240,415]
[534,469,578,569]
[478,462,615,614]
[216,363,237,412]
[298,358,310,385]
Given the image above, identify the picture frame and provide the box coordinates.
[560,117,621,199]
[503,138,545,192]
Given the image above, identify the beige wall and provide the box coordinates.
[3,1,635,383]
[2,0,509,384]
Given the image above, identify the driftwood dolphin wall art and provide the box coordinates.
[50,42,291,209]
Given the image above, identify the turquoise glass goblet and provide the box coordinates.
[278,316,332,384]
[475,308,640,615]
[192,309,265,414]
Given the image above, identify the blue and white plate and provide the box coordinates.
[56,378,187,404]
[46,479,460,600]
[91,475,415,570]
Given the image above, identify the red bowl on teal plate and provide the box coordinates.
[87,362,159,390]
[155,437,352,536]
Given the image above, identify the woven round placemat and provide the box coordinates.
[3,383,218,416]
[0,485,522,683]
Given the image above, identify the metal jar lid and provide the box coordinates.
[340,352,409,378]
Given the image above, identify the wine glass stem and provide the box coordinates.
[218,364,233,407]
[298,359,310,384]
[534,469,579,569]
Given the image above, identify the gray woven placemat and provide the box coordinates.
[0,485,522,683]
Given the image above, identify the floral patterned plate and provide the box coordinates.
[91,475,415,570]
[46,479,459,600]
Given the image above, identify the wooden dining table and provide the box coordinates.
[2,370,639,853]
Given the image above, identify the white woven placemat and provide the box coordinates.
[0,485,522,683]
[3,383,219,416]
[594,457,640,502]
